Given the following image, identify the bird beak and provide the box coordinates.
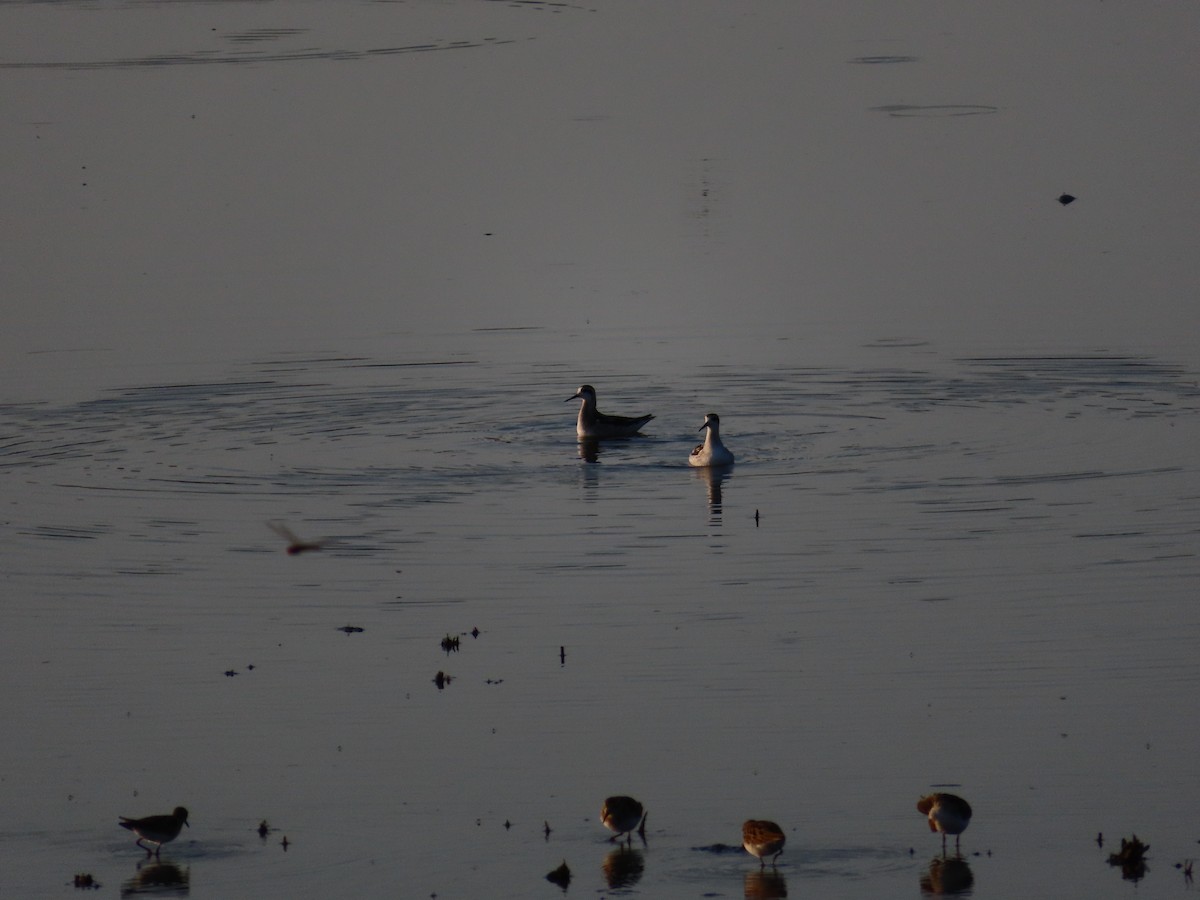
[698,422,707,431]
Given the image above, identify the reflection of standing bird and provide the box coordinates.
[602,845,645,889]
[118,807,189,857]
[121,861,190,895]
[267,520,324,554]
[567,385,654,439]
[917,793,972,855]
[920,856,975,894]
[689,413,735,467]
[742,819,786,868]
[600,795,646,845]
[744,867,789,900]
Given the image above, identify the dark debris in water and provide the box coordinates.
[441,633,460,653]
[1108,834,1150,881]
[1058,193,1077,205]
[433,671,453,689]
[72,873,101,890]
[1109,834,1149,864]
[545,860,571,889]
[338,625,364,635]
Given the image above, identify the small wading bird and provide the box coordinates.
[119,807,189,858]
[917,792,972,855]
[567,385,654,439]
[600,795,646,846]
[267,520,324,554]
[742,819,786,868]
[688,412,734,467]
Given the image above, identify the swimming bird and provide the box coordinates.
[600,795,646,845]
[742,819,786,868]
[688,413,734,467]
[567,385,654,439]
[119,807,189,858]
[917,793,972,855]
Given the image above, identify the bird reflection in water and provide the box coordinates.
[744,867,788,899]
[121,861,190,897]
[693,465,732,524]
[602,846,645,889]
[577,439,600,464]
[919,856,974,895]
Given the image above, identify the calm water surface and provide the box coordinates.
[3,328,1198,898]
[2,0,1199,897]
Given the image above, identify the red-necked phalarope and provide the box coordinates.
[917,792,972,855]
[119,807,189,858]
[742,819,786,868]
[689,412,734,467]
[567,385,654,439]
[600,795,646,845]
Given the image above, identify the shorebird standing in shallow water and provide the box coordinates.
[688,413,735,467]
[567,385,654,439]
[119,807,189,858]
[917,793,972,855]
[600,795,646,845]
[742,819,786,868]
